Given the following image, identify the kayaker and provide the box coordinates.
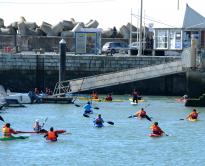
[132,89,138,103]
[44,127,58,141]
[91,91,99,99]
[33,119,42,132]
[2,123,18,138]
[150,122,164,136]
[83,102,93,114]
[105,93,112,101]
[94,114,104,127]
[186,109,199,120]
[135,108,146,118]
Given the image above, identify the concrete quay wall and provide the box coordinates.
[0,53,186,95]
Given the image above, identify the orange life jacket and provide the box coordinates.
[150,125,163,135]
[2,126,12,138]
[47,131,57,141]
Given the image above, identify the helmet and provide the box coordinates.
[35,119,39,122]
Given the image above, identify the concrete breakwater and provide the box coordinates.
[0,52,187,95]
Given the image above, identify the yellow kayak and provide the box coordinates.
[78,97,125,102]
[188,118,198,122]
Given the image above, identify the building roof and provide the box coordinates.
[182,4,205,29]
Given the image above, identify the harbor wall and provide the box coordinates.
[0,53,186,95]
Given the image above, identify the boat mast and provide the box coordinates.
[138,0,143,56]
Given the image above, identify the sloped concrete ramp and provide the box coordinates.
[53,60,185,95]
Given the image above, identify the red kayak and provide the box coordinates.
[149,133,163,137]
[16,130,66,134]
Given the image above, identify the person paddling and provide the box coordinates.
[44,127,58,142]
[2,123,18,138]
[132,89,138,103]
[150,122,164,136]
[105,93,112,101]
[186,109,199,120]
[94,114,104,127]
[135,108,152,121]
[83,102,93,114]
[33,119,42,132]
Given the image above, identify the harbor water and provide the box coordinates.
[0,95,205,166]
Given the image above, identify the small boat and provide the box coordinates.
[149,133,162,137]
[188,118,198,122]
[0,136,29,141]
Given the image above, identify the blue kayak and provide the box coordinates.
[94,122,104,128]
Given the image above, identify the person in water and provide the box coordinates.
[33,119,42,132]
[94,114,104,127]
[132,89,138,103]
[44,127,58,141]
[2,123,18,138]
[150,122,164,136]
[186,109,199,120]
[105,93,112,101]
[84,102,93,114]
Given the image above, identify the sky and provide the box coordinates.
[0,0,204,30]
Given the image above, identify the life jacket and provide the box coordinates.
[190,112,198,119]
[139,110,146,116]
[105,96,112,101]
[95,118,103,125]
[2,126,12,138]
[47,131,57,141]
[151,125,163,135]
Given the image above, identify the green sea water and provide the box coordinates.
[0,95,204,166]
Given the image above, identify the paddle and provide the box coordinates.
[0,115,5,122]
[41,117,48,128]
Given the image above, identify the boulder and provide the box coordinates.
[72,22,84,32]
[85,19,99,28]
[18,22,38,35]
[52,22,64,36]
[62,20,75,31]
[40,22,53,35]
[61,30,74,37]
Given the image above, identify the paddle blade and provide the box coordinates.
[0,115,5,122]
[94,107,99,110]
[145,115,152,121]
[107,121,114,125]
[128,115,133,118]
[75,104,81,107]
[83,114,90,118]
[180,119,184,120]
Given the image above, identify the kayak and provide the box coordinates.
[94,123,104,128]
[149,134,162,137]
[130,102,138,105]
[129,98,144,103]
[0,136,29,141]
[16,130,66,134]
[78,97,125,102]
[188,118,197,122]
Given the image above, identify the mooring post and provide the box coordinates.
[59,39,66,95]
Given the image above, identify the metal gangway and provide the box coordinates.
[53,60,185,96]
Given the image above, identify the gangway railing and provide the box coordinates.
[52,60,185,96]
